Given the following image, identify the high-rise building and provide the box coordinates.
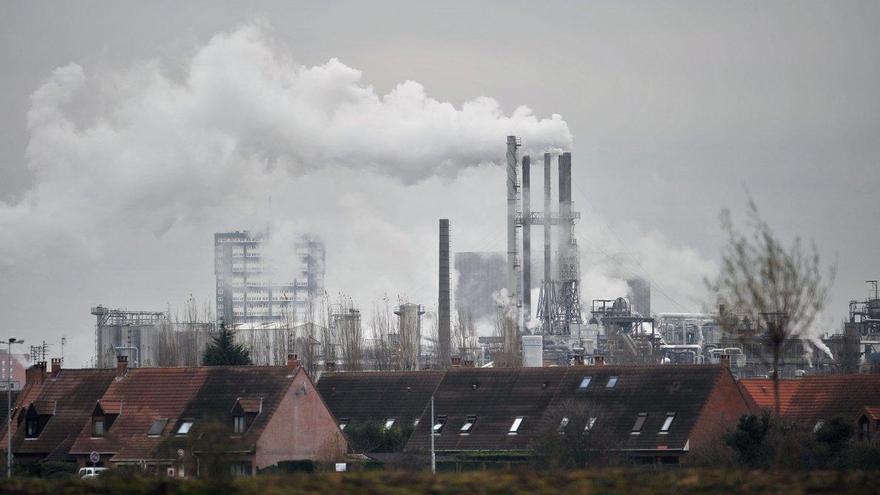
[214,231,325,325]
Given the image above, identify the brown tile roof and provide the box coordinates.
[234,398,263,414]
[12,369,117,461]
[738,378,801,414]
[860,406,880,421]
[316,371,445,427]
[97,400,123,415]
[405,365,727,454]
[71,365,299,462]
[739,375,880,424]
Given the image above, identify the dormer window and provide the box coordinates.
[606,376,619,388]
[558,417,569,433]
[339,418,349,430]
[92,418,105,437]
[234,415,246,434]
[25,418,39,438]
[585,417,597,431]
[384,418,396,430]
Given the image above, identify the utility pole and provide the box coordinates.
[6,337,24,479]
[430,395,435,474]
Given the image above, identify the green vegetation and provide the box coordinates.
[202,322,251,366]
[1,469,879,495]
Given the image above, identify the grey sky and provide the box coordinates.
[1,1,877,364]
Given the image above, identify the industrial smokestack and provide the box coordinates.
[521,155,531,326]
[505,136,521,340]
[543,153,552,333]
[438,219,451,368]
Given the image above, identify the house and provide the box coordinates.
[740,374,880,434]
[404,364,751,466]
[856,407,880,442]
[6,359,116,464]
[315,370,445,432]
[68,355,346,476]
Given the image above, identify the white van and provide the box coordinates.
[78,467,109,479]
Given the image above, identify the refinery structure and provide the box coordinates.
[85,137,880,378]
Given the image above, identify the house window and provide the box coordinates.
[460,415,477,434]
[579,376,592,389]
[558,417,569,433]
[585,417,597,431]
[176,421,194,436]
[93,419,105,437]
[384,418,395,430]
[508,417,524,435]
[148,419,168,437]
[233,415,246,434]
[25,419,39,438]
[433,415,447,434]
[606,376,619,388]
[413,418,420,427]
[230,461,251,477]
[631,412,648,434]
[339,418,349,430]
[659,413,675,434]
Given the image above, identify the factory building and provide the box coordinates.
[214,231,325,325]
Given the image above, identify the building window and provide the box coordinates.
[339,418,349,430]
[176,420,194,436]
[585,417,597,431]
[631,412,648,434]
[148,418,168,437]
[578,376,592,390]
[230,461,251,477]
[558,417,569,433]
[433,415,447,434]
[25,419,39,438]
[460,415,476,434]
[384,418,396,430]
[233,415,246,434]
[659,413,675,434]
[508,417,524,435]
[93,419,105,437]
[606,376,619,388]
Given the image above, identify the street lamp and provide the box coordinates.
[5,337,23,479]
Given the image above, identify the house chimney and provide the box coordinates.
[462,359,475,368]
[287,353,301,373]
[50,358,62,377]
[26,362,47,387]
[450,356,462,368]
[594,355,605,367]
[324,361,336,372]
[719,354,730,369]
[116,355,129,377]
[572,355,585,366]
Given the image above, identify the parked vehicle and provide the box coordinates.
[77,467,108,479]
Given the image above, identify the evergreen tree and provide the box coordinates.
[202,322,251,366]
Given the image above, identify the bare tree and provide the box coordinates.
[452,307,478,360]
[708,200,835,415]
[369,296,394,371]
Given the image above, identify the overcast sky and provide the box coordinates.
[1,1,877,366]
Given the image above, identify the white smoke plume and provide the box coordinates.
[0,22,719,366]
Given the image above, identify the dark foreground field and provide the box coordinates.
[1,470,879,495]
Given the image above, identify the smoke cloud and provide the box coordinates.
[0,22,719,366]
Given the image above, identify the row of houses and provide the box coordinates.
[3,356,879,476]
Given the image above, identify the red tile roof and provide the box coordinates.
[70,365,300,463]
[739,375,880,424]
[738,378,801,414]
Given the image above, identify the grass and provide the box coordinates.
[0,469,878,495]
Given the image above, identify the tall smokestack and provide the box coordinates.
[543,153,552,333]
[557,152,572,276]
[438,219,451,368]
[521,155,531,327]
[505,136,521,341]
